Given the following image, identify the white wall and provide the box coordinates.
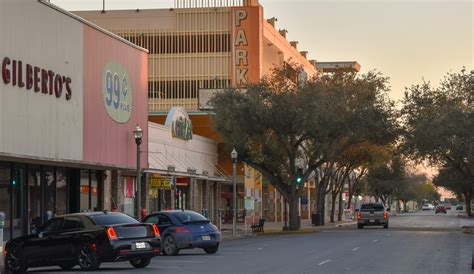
[0,0,83,161]
[148,122,218,175]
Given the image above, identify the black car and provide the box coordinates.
[4,211,161,273]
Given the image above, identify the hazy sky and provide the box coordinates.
[52,0,473,102]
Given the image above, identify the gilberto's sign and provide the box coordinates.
[1,56,72,100]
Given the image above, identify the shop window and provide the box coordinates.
[0,163,11,241]
[55,169,68,215]
[80,170,98,212]
[28,168,42,232]
[123,177,135,217]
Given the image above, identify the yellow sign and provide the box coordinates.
[150,177,172,189]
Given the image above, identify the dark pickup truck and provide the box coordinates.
[357,203,389,229]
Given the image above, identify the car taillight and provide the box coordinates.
[175,226,191,233]
[357,212,360,220]
[106,227,118,240]
[152,224,160,237]
[384,211,388,219]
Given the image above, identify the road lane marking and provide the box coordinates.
[257,247,264,250]
[352,247,360,251]
[318,259,331,266]
[373,239,379,243]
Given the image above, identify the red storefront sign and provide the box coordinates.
[1,56,72,100]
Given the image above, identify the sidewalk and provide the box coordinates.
[219,219,356,240]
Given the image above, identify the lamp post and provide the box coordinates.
[231,149,238,236]
[133,125,143,221]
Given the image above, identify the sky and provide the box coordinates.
[51,0,473,102]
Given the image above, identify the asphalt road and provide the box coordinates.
[28,210,474,274]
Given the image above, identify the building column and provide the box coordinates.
[205,180,210,217]
[214,182,220,223]
[307,184,311,218]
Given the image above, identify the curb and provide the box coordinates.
[221,233,256,241]
[335,222,356,228]
[255,228,319,236]
[457,214,473,219]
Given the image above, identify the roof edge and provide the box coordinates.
[38,0,149,54]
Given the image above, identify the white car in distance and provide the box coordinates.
[422,204,435,211]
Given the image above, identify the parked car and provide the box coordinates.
[4,211,161,273]
[456,204,464,210]
[422,204,435,211]
[144,210,220,256]
[357,203,389,229]
[435,205,447,214]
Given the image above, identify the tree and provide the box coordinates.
[402,68,474,215]
[210,67,318,230]
[336,142,393,210]
[395,173,429,212]
[211,67,397,229]
[365,156,406,207]
[433,166,473,215]
[303,71,398,225]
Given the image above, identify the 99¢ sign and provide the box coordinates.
[103,62,132,123]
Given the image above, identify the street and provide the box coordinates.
[27,210,473,274]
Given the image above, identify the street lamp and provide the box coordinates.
[231,149,238,236]
[134,124,143,221]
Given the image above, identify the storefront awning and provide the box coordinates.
[147,121,231,182]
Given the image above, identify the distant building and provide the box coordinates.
[315,61,361,73]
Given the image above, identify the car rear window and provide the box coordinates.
[89,213,139,225]
[173,211,209,224]
[360,204,384,212]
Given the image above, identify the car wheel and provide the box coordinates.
[129,257,151,268]
[204,244,219,254]
[383,223,389,229]
[59,262,76,270]
[77,243,100,271]
[357,224,363,229]
[163,235,179,256]
[5,244,28,274]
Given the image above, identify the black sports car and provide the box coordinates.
[4,211,161,273]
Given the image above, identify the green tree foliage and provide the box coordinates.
[365,156,406,206]
[210,67,398,229]
[433,166,473,215]
[402,68,474,215]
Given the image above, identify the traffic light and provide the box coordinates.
[12,179,16,186]
[296,168,304,185]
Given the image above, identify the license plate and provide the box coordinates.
[135,242,146,249]
[202,235,211,241]
[370,220,375,223]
